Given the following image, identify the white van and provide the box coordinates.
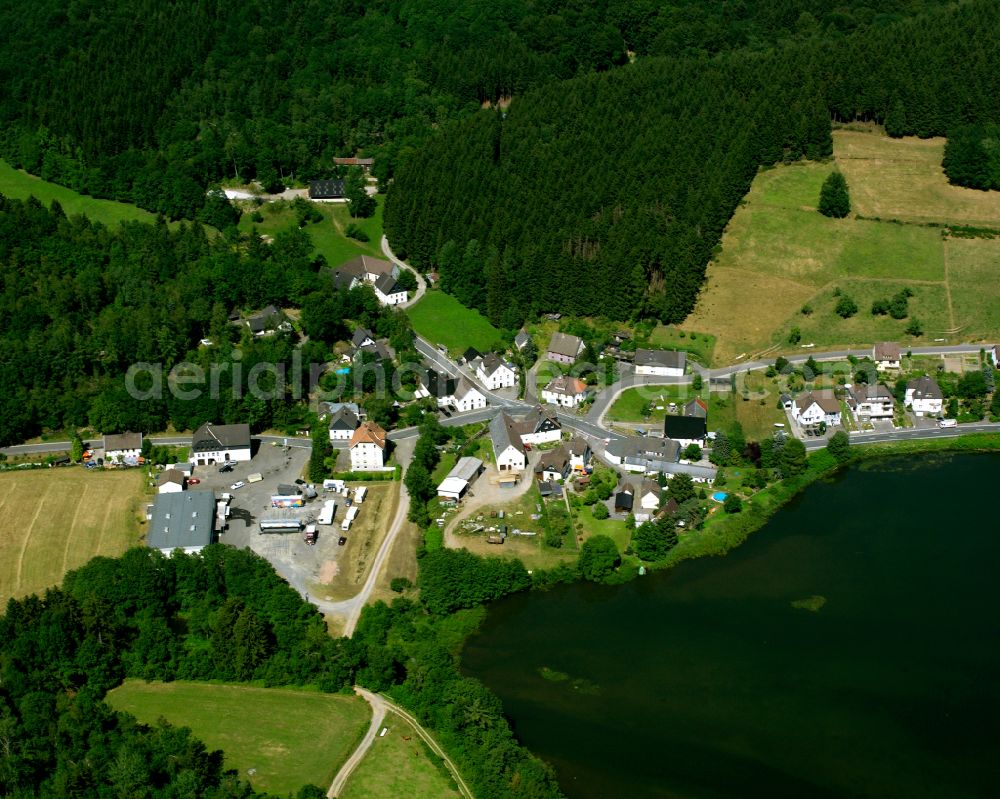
[938,418,957,428]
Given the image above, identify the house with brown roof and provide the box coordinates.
[848,383,895,420]
[873,342,901,371]
[476,352,517,390]
[349,422,387,471]
[334,255,407,306]
[156,469,187,494]
[567,436,592,472]
[546,332,584,364]
[535,445,571,482]
[333,156,374,171]
[541,375,589,408]
[791,391,841,427]
[103,432,143,465]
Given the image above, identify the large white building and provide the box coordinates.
[541,375,589,408]
[476,353,517,390]
[849,383,894,421]
[349,421,387,471]
[516,406,562,445]
[191,423,252,466]
[633,349,686,377]
[333,255,408,306]
[415,369,487,411]
[147,491,216,555]
[905,376,944,417]
[490,413,527,472]
[328,406,361,442]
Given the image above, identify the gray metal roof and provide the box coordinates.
[104,431,142,451]
[490,412,525,455]
[308,179,345,199]
[634,348,686,369]
[448,456,484,482]
[546,331,584,359]
[148,491,216,550]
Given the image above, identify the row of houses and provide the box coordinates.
[490,407,563,472]
[790,375,945,427]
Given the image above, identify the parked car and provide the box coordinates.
[338,536,347,546]
[188,477,201,484]
[939,418,957,428]
[218,462,235,473]
[230,481,246,490]
[294,478,306,485]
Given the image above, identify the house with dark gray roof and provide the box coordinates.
[373,272,408,306]
[606,436,686,476]
[352,327,376,349]
[634,349,686,376]
[308,179,346,200]
[514,331,532,351]
[546,332,584,364]
[535,445,570,482]
[191,423,252,465]
[476,352,517,390]
[663,415,708,447]
[905,376,943,417]
[515,406,562,445]
[332,255,403,306]
[490,412,527,472]
[147,491,217,555]
[245,305,291,336]
[791,391,842,427]
[328,406,360,442]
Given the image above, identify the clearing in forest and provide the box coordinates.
[406,290,502,355]
[0,468,144,605]
[106,680,371,797]
[684,130,1000,363]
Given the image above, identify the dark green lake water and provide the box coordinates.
[462,454,1000,798]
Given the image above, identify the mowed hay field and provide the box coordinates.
[0,469,144,605]
[684,130,1000,363]
[340,711,463,799]
[107,680,371,796]
[407,290,501,355]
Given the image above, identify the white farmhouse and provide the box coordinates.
[633,348,686,377]
[476,353,517,390]
[905,376,944,417]
[103,431,143,465]
[156,469,187,494]
[191,423,252,466]
[328,406,361,442]
[490,412,527,472]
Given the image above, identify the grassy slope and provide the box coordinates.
[0,160,160,227]
[339,711,463,799]
[106,680,371,796]
[684,130,1000,362]
[237,196,385,268]
[406,291,501,355]
[0,469,144,605]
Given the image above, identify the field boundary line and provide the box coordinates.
[62,484,90,575]
[16,482,52,590]
[94,491,115,554]
[942,239,956,330]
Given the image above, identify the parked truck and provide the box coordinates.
[317,500,337,525]
[303,525,318,545]
[354,486,367,505]
[271,495,305,508]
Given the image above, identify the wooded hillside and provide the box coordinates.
[384,1,1000,324]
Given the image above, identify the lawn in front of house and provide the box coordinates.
[407,291,502,355]
[106,680,371,797]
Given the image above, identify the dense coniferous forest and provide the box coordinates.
[0,196,417,446]
[385,0,1000,323]
[943,124,1000,191]
[0,544,555,798]
[0,0,953,220]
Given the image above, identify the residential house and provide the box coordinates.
[685,398,708,418]
[476,353,517,390]
[633,349,686,377]
[459,347,482,366]
[791,391,842,427]
[546,332,585,365]
[873,342,902,371]
[905,376,944,417]
[191,423,252,465]
[353,339,392,362]
[147,491,216,555]
[516,406,562,445]
[373,272,408,306]
[606,436,681,474]
[328,406,361,442]
[351,327,376,349]
[452,379,488,412]
[349,422,386,470]
[104,432,143,465]
[535,446,571,482]
[635,478,662,523]
[514,330,532,351]
[849,383,895,421]
[245,305,291,336]
[991,345,1000,368]
[156,469,186,494]
[333,156,374,172]
[308,179,346,201]
[538,481,562,498]
[415,370,487,411]
[321,402,362,419]
[567,437,592,472]
[490,412,527,472]
[779,393,793,411]
[663,415,708,448]
[541,375,588,408]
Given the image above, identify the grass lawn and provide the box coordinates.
[106,681,370,796]
[0,468,144,605]
[339,711,463,799]
[684,129,1000,362]
[606,385,690,423]
[237,196,384,268]
[0,160,161,228]
[569,504,631,553]
[647,325,717,366]
[406,291,501,355]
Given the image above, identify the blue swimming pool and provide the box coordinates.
[335,367,350,375]
[712,491,728,502]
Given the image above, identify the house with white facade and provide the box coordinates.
[991,345,1000,368]
[873,342,901,371]
[635,478,662,523]
[663,415,707,449]
[568,437,592,472]
[546,332,584,365]
[791,391,842,427]
[245,305,292,337]
[333,255,407,306]
[476,353,517,390]
[191,423,252,466]
[452,379,488,412]
[156,469,187,494]
[147,491,216,555]
[905,376,944,417]
[373,272,408,306]
[541,375,589,408]
[535,446,571,482]
[349,422,387,471]
[849,383,895,421]
[605,437,682,474]
[633,349,686,377]
[103,432,143,465]
[328,406,361,442]
[490,412,527,472]
[516,406,562,445]
[415,369,487,411]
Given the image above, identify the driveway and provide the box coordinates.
[381,235,427,309]
[443,458,539,549]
